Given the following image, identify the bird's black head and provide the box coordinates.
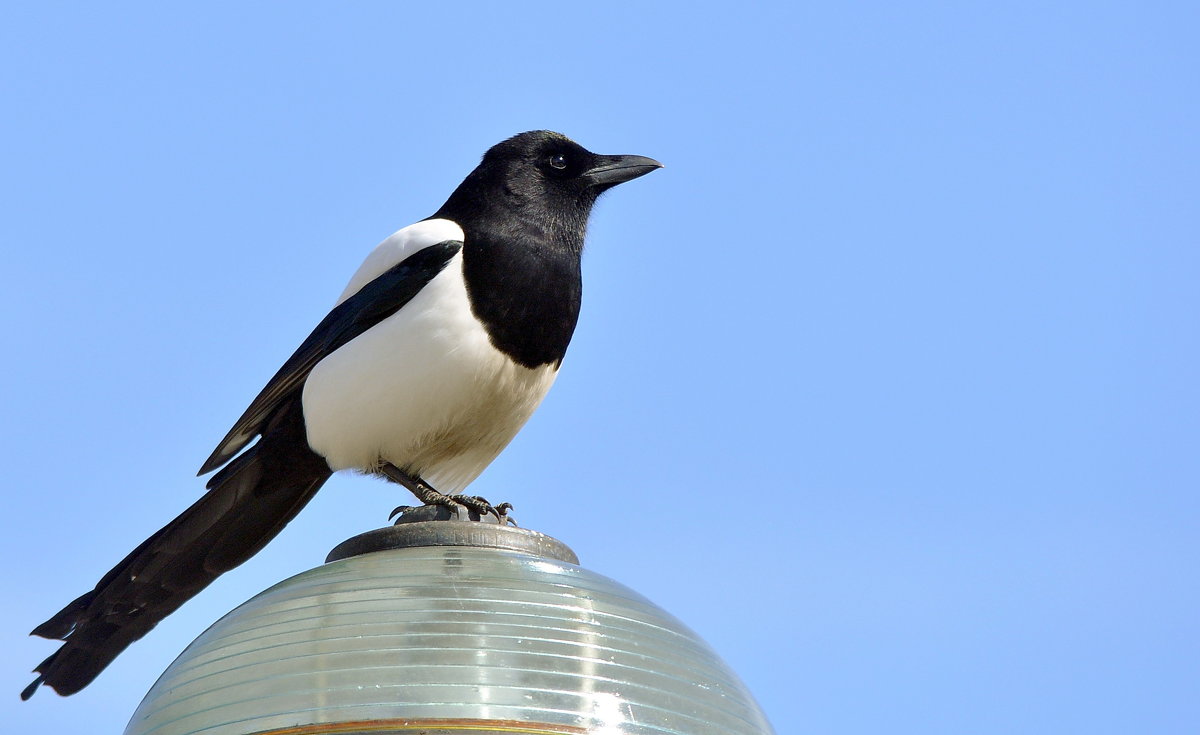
[433,131,660,368]
[434,130,661,253]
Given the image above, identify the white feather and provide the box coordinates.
[301,219,558,494]
[335,218,466,304]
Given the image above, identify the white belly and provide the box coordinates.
[301,250,558,493]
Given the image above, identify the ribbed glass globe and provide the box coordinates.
[124,522,774,735]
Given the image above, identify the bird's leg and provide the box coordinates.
[379,463,513,524]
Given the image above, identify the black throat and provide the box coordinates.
[433,193,586,370]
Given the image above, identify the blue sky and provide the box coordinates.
[3,2,1197,733]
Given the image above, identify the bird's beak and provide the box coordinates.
[583,154,664,188]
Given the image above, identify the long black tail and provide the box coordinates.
[23,400,331,699]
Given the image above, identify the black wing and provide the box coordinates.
[197,240,463,475]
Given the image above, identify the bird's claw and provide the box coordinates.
[455,495,516,524]
[388,505,414,521]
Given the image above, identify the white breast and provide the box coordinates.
[301,221,558,494]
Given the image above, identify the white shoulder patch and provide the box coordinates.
[335,218,465,305]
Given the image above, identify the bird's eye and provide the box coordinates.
[548,153,568,170]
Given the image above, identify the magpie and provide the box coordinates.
[23,130,661,699]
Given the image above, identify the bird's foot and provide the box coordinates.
[380,463,515,525]
[389,498,515,525]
